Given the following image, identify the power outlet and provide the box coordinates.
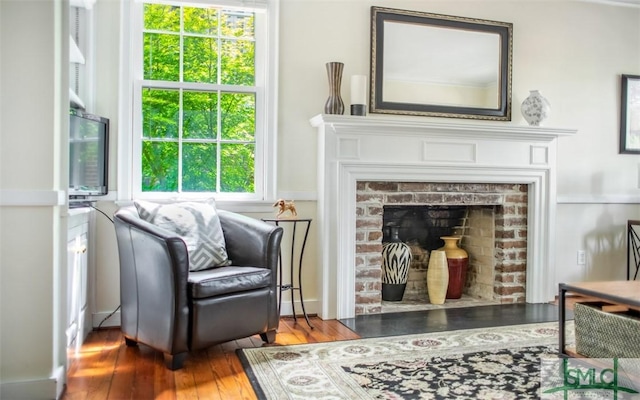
[577,250,586,265]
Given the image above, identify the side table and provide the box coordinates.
[262,218,313,328]
[627,220,640,280]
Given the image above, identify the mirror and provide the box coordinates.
[370,7,513,120]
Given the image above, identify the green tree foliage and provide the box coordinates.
[141,3,256,193]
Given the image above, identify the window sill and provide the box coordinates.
[114,198,277,213]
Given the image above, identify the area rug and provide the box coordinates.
[237,322,574,399]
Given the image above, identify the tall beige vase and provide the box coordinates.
[427,250,449,305]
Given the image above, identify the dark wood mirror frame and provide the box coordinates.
[370,7,513,121]
[620,74,640,154]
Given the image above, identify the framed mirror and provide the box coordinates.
[370,7,513,121]
[620,74,640,154]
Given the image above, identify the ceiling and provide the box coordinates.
[599,0,640,5]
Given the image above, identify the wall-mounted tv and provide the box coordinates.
[69,109,109,199]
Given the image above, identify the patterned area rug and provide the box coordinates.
[237,322,574,400]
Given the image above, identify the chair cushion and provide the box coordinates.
[134,199,230,271]
[188,266,271,299]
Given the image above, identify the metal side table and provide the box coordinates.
[627,220,640,280]
[262,218,313,328]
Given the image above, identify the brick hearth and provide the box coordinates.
[355,181,528,315]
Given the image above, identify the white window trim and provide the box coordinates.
[117,0,279,211]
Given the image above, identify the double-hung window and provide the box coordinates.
[123,0,277,204]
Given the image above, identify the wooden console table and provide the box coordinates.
[558,281,640,356]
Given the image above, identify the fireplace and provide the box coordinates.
[311,114,576,319]
[356,182,528,315]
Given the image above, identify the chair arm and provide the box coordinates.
[113,206,190,356]
[218,210,283,272]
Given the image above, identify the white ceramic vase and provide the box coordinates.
[521,90,551,126]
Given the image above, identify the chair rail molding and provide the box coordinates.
[0,189,66,206]
[557,194,640,204]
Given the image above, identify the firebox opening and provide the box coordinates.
[382,205,499,313]
[355,181,529,316]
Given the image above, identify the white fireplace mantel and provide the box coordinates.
[310,114,577,320]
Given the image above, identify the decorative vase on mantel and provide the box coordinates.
[439,236,469,300]
[324,62,345,115]
[521,90,551,126]
[427,250,449,305]
[381,226,412,302]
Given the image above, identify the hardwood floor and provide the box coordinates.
[63,299,586,399]
[62,317,360,400]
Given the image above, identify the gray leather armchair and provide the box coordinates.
[113,206,283,370]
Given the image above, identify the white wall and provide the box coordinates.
[0,2,637,397]
[0,1,68,398]
[92,1,640,325]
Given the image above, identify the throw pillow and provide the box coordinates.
[134,199,230,271]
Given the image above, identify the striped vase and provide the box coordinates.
[324,62,345,115]
[381,226,412,301]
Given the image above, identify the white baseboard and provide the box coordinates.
[278,298,319,318]
[53,366,66,400]
[92,310,121,328]
[0,369,63,400]
[92,299,319,330]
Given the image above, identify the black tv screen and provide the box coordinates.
[69,109,109,198]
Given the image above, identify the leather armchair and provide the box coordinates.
[113,206,283,370]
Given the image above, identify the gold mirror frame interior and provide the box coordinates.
[370,7,513,121]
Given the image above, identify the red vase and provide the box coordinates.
[439,236,469,299]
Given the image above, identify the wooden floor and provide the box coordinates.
[63,298,588,399]
[62,317,360,400]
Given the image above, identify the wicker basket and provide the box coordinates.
[574,302,640,358]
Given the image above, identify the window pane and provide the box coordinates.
[144,33,180,81]
[221,10,254,38]
[142,88,179,139]
[183,36,218,83]
[220,92,254,141]
[220,38,254,85]
[182,143,217,191]
[183,7,218,35]
[144,4,179,32]
[142,141,178,191]
[135,2,265,197]
[183,91,218,139]
[220,143,254,192]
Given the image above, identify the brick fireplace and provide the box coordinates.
[355,181,528,315]
[311,114,576,319]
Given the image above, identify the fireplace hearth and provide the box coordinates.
[311,114,576,319]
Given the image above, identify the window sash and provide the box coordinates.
[122,0,275,203]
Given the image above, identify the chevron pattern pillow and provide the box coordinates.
[134,199,230,271]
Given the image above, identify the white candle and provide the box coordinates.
[350,75,367,105]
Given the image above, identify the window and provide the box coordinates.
[121,0,277,204]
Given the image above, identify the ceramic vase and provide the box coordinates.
[521,90,550,126]
[427,250,449,305]
[324,62,345,115]
[439,236,469,299]
[381,226,412,301]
